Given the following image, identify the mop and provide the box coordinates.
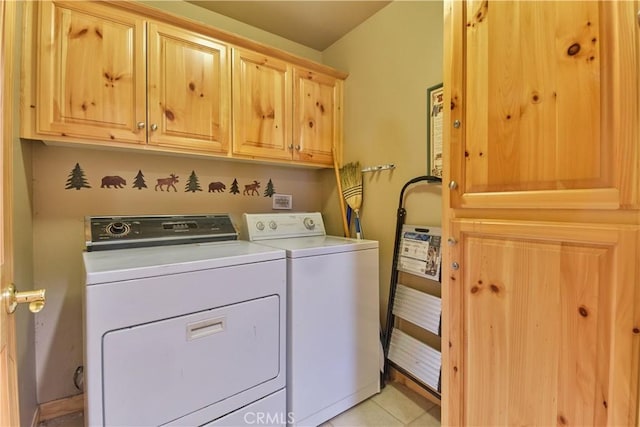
[339,161,363,239]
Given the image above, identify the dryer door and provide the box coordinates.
[102,295,280,426]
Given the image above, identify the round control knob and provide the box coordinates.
[269,221,277,230]
[256,221,265,231]
[303,217,315,230]
[106,221,130,237]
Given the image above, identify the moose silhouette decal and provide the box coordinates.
[155,174,179,192]
[243,180,261,196]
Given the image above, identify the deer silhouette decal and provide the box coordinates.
[155,174,179,192]
[243,180,261,196]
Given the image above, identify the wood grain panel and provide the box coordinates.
[448,220,639,426]
[37,1,146,144]
[293,68,341,166]
[232,48,292,161]
[450,1,639,210]
[147,22,230,154]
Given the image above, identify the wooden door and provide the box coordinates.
[448,220,639,426]
[147,22,231,154]
[36,1,146,144]
[293,68,342,166]
[232,48,292,161]
[442,1,640,426]
[0,1,19,425]
[447,1,639,210]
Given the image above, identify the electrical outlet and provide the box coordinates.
[273,194,292,210]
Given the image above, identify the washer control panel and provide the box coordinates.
[244,212,326,241]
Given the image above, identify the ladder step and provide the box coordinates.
[392,284,441,335]
[388,328,441,392]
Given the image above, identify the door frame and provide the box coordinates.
[0,0,19,425]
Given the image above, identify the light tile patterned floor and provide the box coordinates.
[38,382,440,427]
[324,382,441,427]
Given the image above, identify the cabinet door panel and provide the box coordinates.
[446,220,640,426]
[147,23,230,153]
[293,69,342,166]
[449,1,639,209]
[37,1,146,143]
[232,49,292,161]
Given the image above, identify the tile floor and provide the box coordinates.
[38,382,440,427]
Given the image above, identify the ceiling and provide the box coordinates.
[186,1,392,51]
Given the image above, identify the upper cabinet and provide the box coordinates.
[293,67,342,166]
[22,1,347,167]
[24,1,231,155]
[232,49,293,162]
[146,22,230,153]
[447,1,639,210]
[32,1,147,145]
[232,49,343,167]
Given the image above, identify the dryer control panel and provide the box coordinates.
[244,212,326,241]
[85,214,238,251]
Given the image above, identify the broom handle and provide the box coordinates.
[332,148,350,238]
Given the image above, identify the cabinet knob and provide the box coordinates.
[295,145,301,151]
[136,122,146,129]
[150,124,158,131]
[453,120,461,128]
[288,144,294,150]
[448,180,458,190]
[447,237,458,246]
[451,262,460,270]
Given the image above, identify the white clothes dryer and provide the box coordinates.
[244,212,380,427]
[83,214,287,427]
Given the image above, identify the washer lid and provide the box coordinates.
[83,241,285,285]
[254,236,378,258]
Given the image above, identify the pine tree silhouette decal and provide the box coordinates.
[132,170,147,190]
[185,170,202,192]
[263,179,276,197]
[65,163,91,190]
[229,178,240,195]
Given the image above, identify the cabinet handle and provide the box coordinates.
[150,124,158,131]
[295,145,301,151]
[136,122,145,129]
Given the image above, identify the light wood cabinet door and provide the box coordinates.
[293,68,342,166]
[447,1,639,210]
[147,23,230,154]
[447,219,640,426]
[232,49,292,161]
[36,1,146,144]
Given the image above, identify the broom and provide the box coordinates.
[340,162,363,239]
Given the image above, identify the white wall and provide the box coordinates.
[322,0,444,322]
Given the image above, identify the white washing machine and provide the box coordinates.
[82,214,288,427]
[244,212,380,427]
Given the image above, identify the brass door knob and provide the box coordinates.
[3,284,46,314]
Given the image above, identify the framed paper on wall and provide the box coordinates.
[427,83,444,177]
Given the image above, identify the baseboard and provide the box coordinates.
[38,393,84,423]
[389,366,441,407]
